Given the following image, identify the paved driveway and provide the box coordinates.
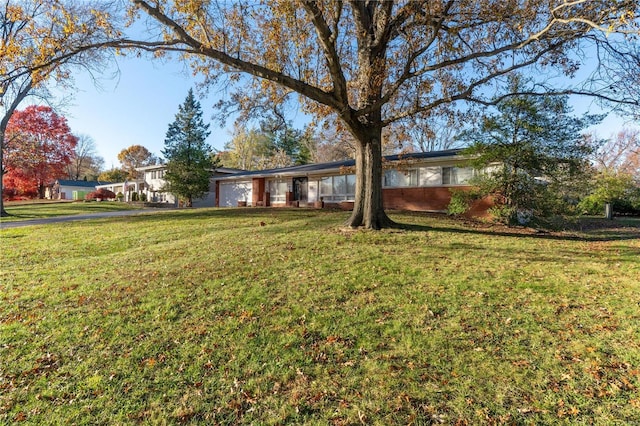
[0,209,175,230]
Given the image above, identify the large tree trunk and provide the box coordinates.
[344,126,395,230]
[0,128,9,217]
[1,80,33,217]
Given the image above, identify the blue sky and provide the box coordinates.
[60,56,231,169]
[56,55,636,170]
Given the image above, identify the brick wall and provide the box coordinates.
[383,186,493,217]
[383,187,453,212]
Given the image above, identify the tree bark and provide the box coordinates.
[1,79,33,217]
[345,126,395,230]
[0,128,7,217]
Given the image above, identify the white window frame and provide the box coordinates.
[319,174,356,201]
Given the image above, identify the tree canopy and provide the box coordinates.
[117,144,158,178]
[67,134,104,181]
[162,89,217,207]
[98,167,128,183]
[114,0,639,228]
[459,89,600,223]
[579,128,640,216]
[3,105,77,198]
[1,0,118,213]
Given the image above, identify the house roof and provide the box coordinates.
[214,167,246,174]
[136,164,245,175]
[214,149,464,181]
[95,179,144,188]
[55,179,112,187]
[136,164,166,172]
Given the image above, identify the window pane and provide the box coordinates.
[383,170,394,187]
[419,167,441,186]
[442,167,452,185]
[320,177,332,195]
[455,167,474,184]
[409,169,418,186]
[346,175,356,194]
[384,170,410,187]
[333,175,346,194]
[443,167,474,185]
[269,180,288,202]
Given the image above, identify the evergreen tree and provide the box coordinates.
[459,82,601,224]
[162,89,217,207]
[259,118,312,166]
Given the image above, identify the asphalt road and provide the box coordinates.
[0,209,175,230]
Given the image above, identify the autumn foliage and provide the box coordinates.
[2,105,77,199]
[85,188,116,201]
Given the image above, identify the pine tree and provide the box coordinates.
[162,89,218,207]
[460,82,601,224]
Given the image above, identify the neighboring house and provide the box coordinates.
[212,149,492,215]
[95,179,145,202]
[48,179,112,200]
[97,165,243,206]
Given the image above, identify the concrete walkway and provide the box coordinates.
[0,209,176,230]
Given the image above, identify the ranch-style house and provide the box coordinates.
[93,149,491,215]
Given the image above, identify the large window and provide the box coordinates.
[269,179,288,203]
[384,169,417,187]
[319,175,355,201]
[384,167,442,188]
[149,170,164,180]
[442,167,475,185]
[418,167,441,186]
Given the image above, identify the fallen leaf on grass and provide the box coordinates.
[142,358,156,367]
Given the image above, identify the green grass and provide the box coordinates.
[1,208,639,425]
[1,201,141,222]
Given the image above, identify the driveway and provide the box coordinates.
[0,209,175,230]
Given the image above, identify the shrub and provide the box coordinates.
[140,193,147,202]
[116,192,124,201]
[578,173,640,216]
[488,204,516,224]
[85,188,116,201]
[447,189,476,216]
[131,192,139,202]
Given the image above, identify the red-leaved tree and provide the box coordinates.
[3,105,77,199]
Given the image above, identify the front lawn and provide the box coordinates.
[0,201,141,222]
[1,209,639,424]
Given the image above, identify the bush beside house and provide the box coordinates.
[85,188,116,201]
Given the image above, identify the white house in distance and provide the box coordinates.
[96,164,243,207]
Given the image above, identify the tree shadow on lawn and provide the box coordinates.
[125,207,640,244]
[395,213,640,244]
[140,207,322,221]
[400,222,640,243]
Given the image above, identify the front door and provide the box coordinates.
[293,177,308,202]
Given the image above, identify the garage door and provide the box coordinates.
[219,181,253,207]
